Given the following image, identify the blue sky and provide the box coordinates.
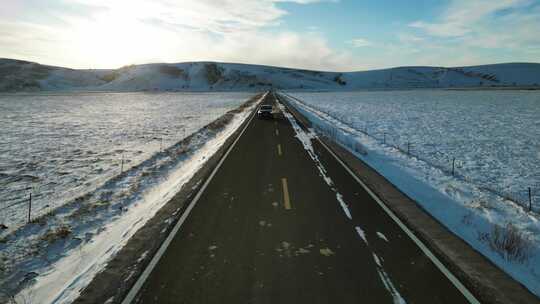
[1,0,539,71]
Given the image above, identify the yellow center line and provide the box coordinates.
[281,178,292,210]
[277,144,282,156]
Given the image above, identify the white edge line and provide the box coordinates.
[121,93,267,304]
[277,92,481,304]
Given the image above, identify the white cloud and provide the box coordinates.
[402,0,540,65]
[4,0,535,71]
[409,0,532,37]
[211,31,356,71]
[347,38,373,48]
[0,0,352,70]
[397,34,424,43]
[409,20,469,37]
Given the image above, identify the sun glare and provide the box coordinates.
[72,9,162,68]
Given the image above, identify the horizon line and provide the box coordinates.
[1,57,539,73]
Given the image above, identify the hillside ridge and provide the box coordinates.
[1,58,539,92]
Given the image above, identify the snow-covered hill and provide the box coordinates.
[1,58,539,92]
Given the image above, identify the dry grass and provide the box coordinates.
[69,199,111,219]
[352,142,368,156]
[206,115,232,131]
[159,65,185,78]
[40,225,72,243]
[204,63,224,85]
[30,216,47,226]
[100,71,119,82]
[478,223,532,263]
[333,74,347,85]
[28,207,56,227]
[468,199,495,211]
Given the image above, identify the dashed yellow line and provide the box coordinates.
[281,178,291,210]
[277,144,282,156]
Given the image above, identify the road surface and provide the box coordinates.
[126,92,474,303]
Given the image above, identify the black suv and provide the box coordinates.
[257,105,274,119]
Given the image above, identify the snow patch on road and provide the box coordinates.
[278,101,350,220]
[376,265,407,304]
[336,193,352,220]
[319,248,335,256]
[377,232,389,242]
[355,226,369,245]
[372,253,382,267]
[370,243,406,302]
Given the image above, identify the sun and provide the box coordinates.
[70,9,163,68]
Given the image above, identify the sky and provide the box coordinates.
[1,0,539,71]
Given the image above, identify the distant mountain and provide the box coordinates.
[1,58,539,92]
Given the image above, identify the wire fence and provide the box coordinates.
[0,107,233,232]
[280,92,538,214]
[0,194,32,227]
[0,124,198,231]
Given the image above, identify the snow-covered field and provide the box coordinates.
[0,92,249,232]
[282,90,540,297]
[289,90,540,209]
[0,91,257,302]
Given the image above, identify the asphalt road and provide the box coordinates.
[128,92,472,303]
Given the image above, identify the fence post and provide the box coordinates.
[28,193,32,224]
[452,157,455,176]
[407,142,410,155]
[120,153,124,173]
[529,187,532,212]
[383,132,386,145]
